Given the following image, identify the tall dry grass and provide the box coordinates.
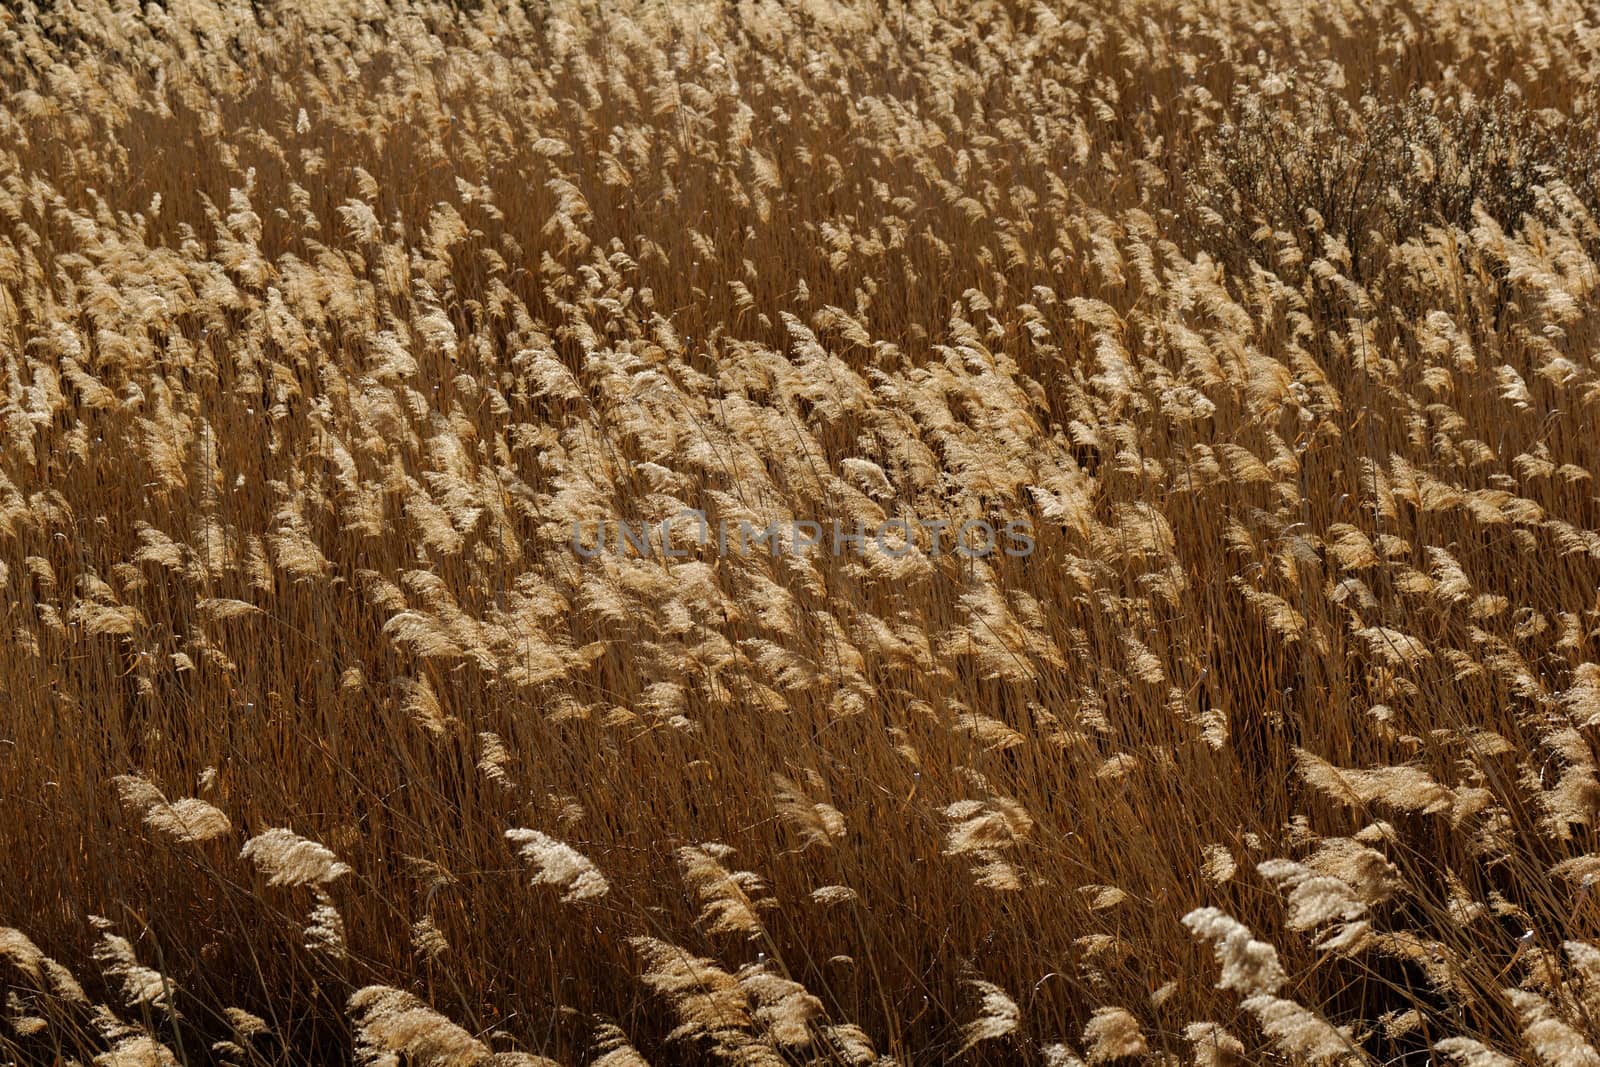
[2,0,1600,1062]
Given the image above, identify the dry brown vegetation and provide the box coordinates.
[3,0,1600,1062]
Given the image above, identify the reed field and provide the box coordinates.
[5,0,1600,1061]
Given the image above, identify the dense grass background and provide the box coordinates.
[3,0,1600,1062]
